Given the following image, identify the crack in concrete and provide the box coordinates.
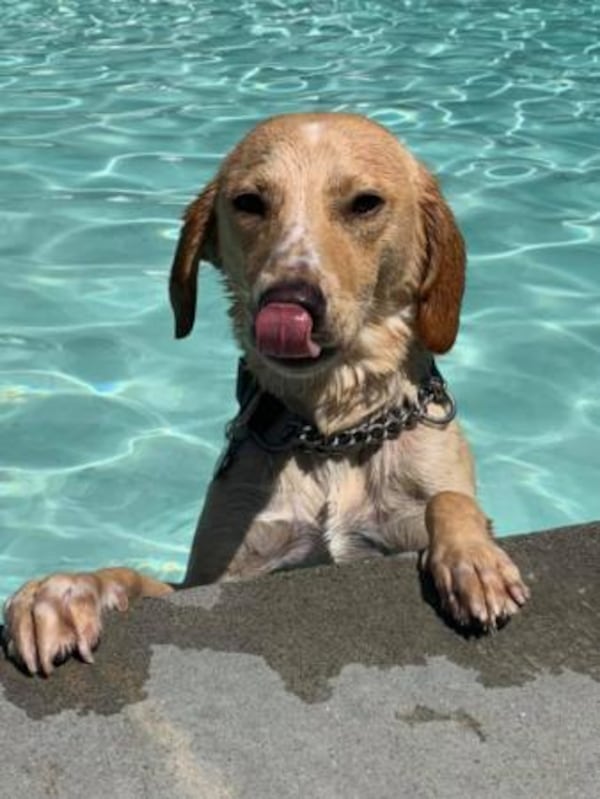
[396,704,487,742]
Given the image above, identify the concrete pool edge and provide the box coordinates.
[1,521,598,798]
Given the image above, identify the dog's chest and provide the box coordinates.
[332,437,424,525]
[274,432,426,535]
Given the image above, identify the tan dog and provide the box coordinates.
[4,113,529,675]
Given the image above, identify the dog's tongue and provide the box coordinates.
[255,302,321,359]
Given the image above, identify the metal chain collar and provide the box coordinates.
[284,371,456,455]
[216,363,456,474]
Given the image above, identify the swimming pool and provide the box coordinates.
[1,0,598,602]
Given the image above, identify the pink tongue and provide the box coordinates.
[255,302,321,359]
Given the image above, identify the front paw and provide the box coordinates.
[425,541,530,630]
[3,572,128,676]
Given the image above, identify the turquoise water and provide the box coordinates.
[1,0,599,602]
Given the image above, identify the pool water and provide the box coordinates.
[1,0,599,602]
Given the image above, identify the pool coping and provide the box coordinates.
[1,521,598,798]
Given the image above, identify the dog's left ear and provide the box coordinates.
[169,180,219,339]
[415,168,466,354]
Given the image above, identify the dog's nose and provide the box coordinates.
[258,280,326,324]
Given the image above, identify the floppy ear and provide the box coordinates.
[416,169,466,354]
[169,180,219,339]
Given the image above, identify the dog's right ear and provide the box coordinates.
[169,180,219,339]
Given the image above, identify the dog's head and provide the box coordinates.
[170,113,465,383]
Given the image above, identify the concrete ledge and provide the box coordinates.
[1,523,599,798]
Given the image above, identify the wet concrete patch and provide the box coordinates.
[1,524,598,719]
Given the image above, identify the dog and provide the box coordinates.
[3,113,529,675]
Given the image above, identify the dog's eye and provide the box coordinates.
[350,192,384,216]
[232,192,267,217]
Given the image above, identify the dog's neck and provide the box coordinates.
[246,340,433,436]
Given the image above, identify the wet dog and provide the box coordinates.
[4,113,529,675]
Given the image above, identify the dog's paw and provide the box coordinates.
[425,540,530,630]
[3,572,128,676]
